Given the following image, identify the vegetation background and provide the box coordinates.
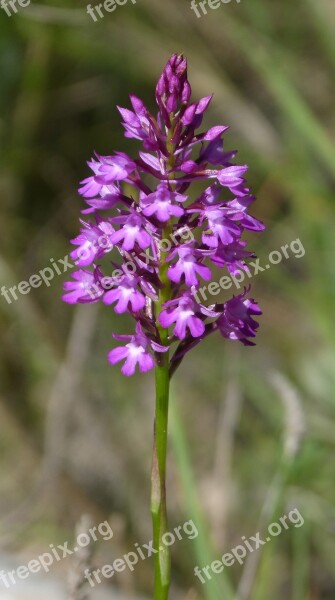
[0,0,334,598]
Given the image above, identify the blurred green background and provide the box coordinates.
[0,0,334,598]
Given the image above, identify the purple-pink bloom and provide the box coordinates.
[216,165,248,190]
[167,246,212,287]
[210,240,255,274]
[110,213,151,251]
[79,153,136,198]
[201,207,241,247]
[216,289,262,346]
[108,323,167,376]
[141,183,187,223]
[118,96,161,151]
[63,54,264,375]
[181,95,212,127]
[224,197,265,232]
[199,137,236,166]
[103,274,146,314]
[62,269,103,304]
[159,296,205,340]
[70,219,114,266]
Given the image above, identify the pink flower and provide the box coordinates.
[103,275,146,314]
[62,270,102,304]
[159,296,205,340]
[168,247,212,287]
[141,183,187,223]
[110,213,151,251]
[108,323,168,376]
[79,153,136,198]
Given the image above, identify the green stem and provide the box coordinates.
[150,122,176,600]
[151,228,172,600]
[151,354,171,600]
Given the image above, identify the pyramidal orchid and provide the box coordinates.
[63,54,264,600]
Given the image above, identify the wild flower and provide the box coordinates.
[63,53,264,377]
[63,54,264,600]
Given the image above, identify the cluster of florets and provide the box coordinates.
[63,54,264,376]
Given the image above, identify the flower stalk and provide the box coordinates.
[151,354,171,599]
[63,53,265,600]
[150,123,176,598]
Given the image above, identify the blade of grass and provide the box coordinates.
[237,372,305,600]
[292,520,310,600]
[304,0,335,70]
[170,384,236,600]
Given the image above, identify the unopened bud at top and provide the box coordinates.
[155,54,191,122]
